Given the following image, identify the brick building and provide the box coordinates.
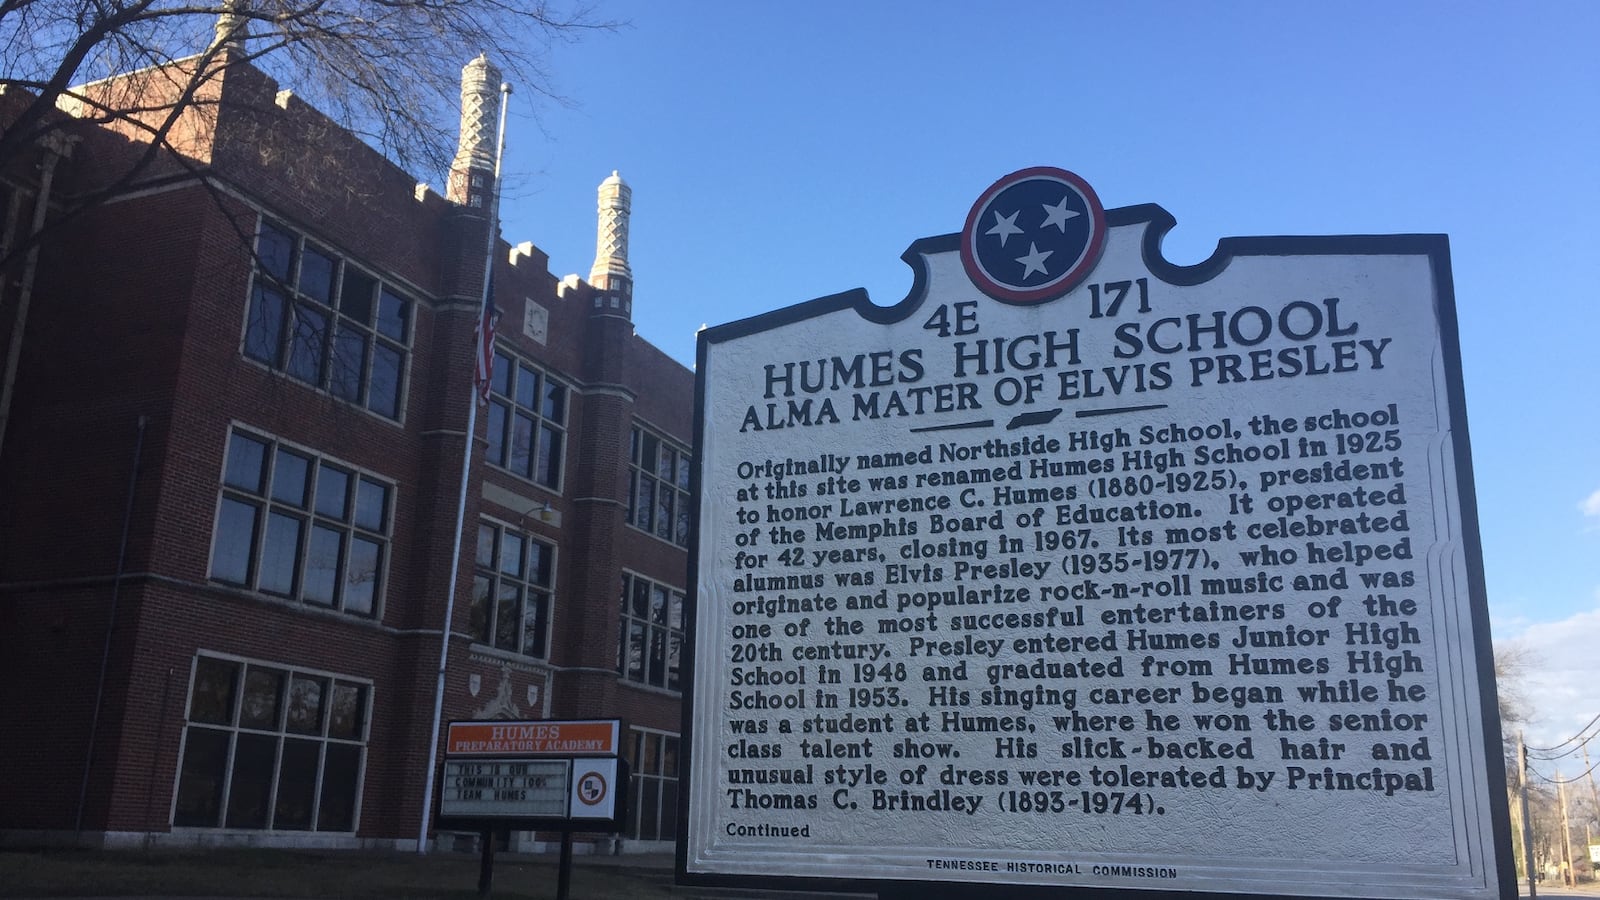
[0,52,692,850]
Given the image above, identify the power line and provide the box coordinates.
[1525,713,1600,758]
[1528,757,1600,786]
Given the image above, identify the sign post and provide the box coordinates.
[438,719,627,899]
[681,168,1515,899]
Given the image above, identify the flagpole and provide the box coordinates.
[417,79,512,855]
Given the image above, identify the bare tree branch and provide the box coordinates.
[1,0,615,265]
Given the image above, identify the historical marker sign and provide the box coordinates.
[681,168,1513,899]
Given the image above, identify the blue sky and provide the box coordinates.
[493,1,1599,749]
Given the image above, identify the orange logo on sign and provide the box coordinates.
[577,771,607,806]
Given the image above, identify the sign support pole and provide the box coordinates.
[477,828,495,898]
[557,830,574,900]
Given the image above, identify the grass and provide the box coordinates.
[0,847,678,899]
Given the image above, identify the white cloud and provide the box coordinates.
[1490,609,1532,638]
[1582,489,1600,517]
[1496,602,1600,761]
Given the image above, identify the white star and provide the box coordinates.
[1040,195,1081,232]
[1016,242,1054,280]
[985,209,1023,247]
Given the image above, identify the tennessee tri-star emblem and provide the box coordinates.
[960,166,1106,304]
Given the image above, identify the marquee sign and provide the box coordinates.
[437,719,625,829]
[681,168,1515,899]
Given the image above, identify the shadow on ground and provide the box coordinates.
[0,848,677,899]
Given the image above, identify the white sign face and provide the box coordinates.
[569,758,620,820]
[439,758,570,819]
[685,169,1511,899]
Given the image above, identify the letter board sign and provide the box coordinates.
[438,719,625,830]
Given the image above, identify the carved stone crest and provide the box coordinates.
[472,663,521,719]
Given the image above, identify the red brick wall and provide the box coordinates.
[0,57,695,843]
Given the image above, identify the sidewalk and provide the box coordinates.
[558,853,873,900]
[0,846,869,900]
[1519,880,1600,898]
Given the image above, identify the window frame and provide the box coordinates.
[207,426,395,619]
[0,185,17,262]
[483,347,568,492]
[470,518,557,660]
[617,572,685,692]
[626,423,693,548]
[621,727,679,842]
[170,652,372,834]
[240,217,413,422]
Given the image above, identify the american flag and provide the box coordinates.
[473,291,500,406]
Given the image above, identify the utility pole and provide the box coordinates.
[1586,745,1600,879]
[1585,745,1600,825]
[1559,773,1576,886]
[1521,732,1538,897]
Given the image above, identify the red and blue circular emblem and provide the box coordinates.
[960,166,1106,304]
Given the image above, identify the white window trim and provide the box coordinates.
[467,514,560,662]
[205,422,398,620]
[168,651,374,834]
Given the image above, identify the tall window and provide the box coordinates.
[471,521,554,659]
[627,425,691,547]
[484,350,566,489]
[0,186,14,258]
[173,655,369,832]
[618,573,683,691]
[210,429,392,617]
[623,729,678,842]
[243,219,412,420]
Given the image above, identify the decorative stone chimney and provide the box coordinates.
[588,171,632,317]
[211,0,249,53]
[447,54,502,208]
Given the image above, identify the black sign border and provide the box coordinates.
[435,718,629,833]
[679,201,1515,900]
